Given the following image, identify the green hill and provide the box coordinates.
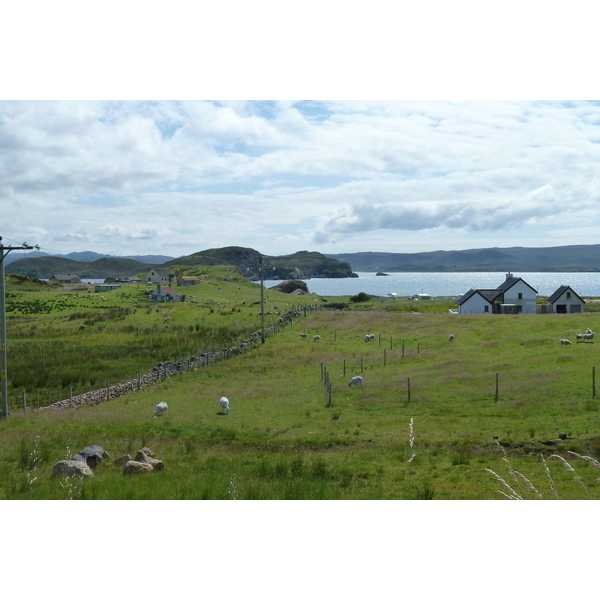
[164,247,356,279]
[6,256,152,279]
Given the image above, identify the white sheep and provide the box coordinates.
[560,339,572,346]
[348,376,363,387]
[219,396,230,414]
[313,335,320,342]
[576,331,595,342]
[153,401,168,418]
[448,334,455,341]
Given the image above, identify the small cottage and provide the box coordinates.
[177,276,200,286]
[151,285,186,302]
[50,274,81,285]
[146,268,176,285]
[546,285,585,314]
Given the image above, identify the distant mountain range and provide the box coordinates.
[2,251,175,266]
[325,245,600,272]
[6,244,600,280]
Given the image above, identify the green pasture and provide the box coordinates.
[3,289,600,499]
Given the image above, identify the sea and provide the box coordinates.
[265,272,600,298]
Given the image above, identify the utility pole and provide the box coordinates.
[0,237,40,418]
[259,254,265,343]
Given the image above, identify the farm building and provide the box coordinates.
[546,285,585,314]
[95,284,121,293]
[146,268,176,285]
[177,276,200,286]
[50,273,81,285]
[151,285,186,302]
[457,273,538,315]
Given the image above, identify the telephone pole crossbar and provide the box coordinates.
[1,237,41,418]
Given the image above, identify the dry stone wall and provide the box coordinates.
[39,308,309,411]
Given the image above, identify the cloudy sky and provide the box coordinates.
[3,3,600,260]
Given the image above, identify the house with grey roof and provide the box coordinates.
[146,268,176,285]
[546,285,585,314]
[50,273,81,285]
[457,273,538,315]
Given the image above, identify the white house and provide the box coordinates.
[146,268,176,285]
[546,285,585,314]
[457,273,538,315]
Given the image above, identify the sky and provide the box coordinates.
[5,98,600,260]
[2,3,600,261]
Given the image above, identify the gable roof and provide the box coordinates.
[496,276,538,295]
[457,288,502,305]
[546,285,585,304]
[153,286,177,295]
[150,268,174,275]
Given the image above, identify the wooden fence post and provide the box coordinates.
[402,340,405,358]
[107,379,110,402]
[593,366,596,399]
[407,377,411,403]
[22,391,26,412]
[69,387,73,409]
[384,349,387,367]
[495,372,499,403]
[343,358,346,378]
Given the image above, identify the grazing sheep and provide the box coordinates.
[576,331,595,342]
[560,339,572,346]
[153,401,168,418]
[299,333,308,339]
[348,376,363,387]
[364,334,371,342]
[448,334,455,341]
[313,335,320,342]
[219,396,230,414]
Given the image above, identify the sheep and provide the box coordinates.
[576,331,595,342]
[299,333,308,339]
[313,335,320,342]
[560,339,572,346]
[153,401,168,418]
[348,376,363,387]
[219,396,230,415]
[448,334,455,341]
[364,334,371,342]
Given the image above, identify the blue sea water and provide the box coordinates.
[267,272,600,298]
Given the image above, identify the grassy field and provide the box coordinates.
[3,272,600,499]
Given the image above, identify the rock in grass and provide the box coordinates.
[72,445,109,468]
[52,460,94,478]
[135,451,164,471]
[113,454,132,465]
[123,460,153,475]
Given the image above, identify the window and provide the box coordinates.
[567,291,571,299]
[484,305,489,313]
[518,292,523,300]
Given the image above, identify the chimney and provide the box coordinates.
[506,272,512,280]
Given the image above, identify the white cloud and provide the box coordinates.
[3,100,600,257]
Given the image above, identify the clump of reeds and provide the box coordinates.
[486,441,596,500]
[26,432,42,492]
[57,440,83,500]
[408,418,416,465]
